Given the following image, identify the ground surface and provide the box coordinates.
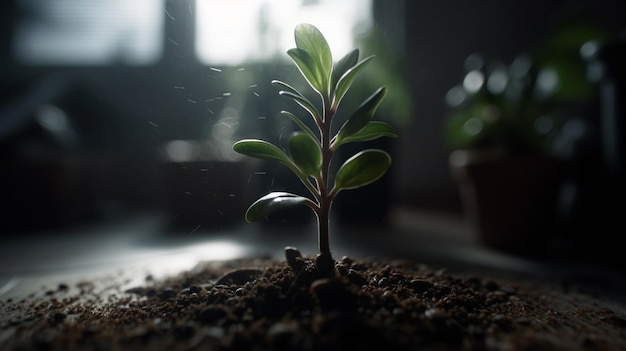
[2,252,626,351]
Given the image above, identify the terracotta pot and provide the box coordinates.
[449,149,559,255]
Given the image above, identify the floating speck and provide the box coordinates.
[148,121,158,127]
[253,92,260,97]
[217,209,224,216]
[222,92,232,96]
[248,171,267,184]
[168,38,179,46]
[237,67,246,72]
[186,99,197,104]
[215,121,233,129]
[249,84,258,88]
[174,86,185,90]
[185,191,191,195]
[190,225,201,234]
[207,108,214,115]
[210,67,222,72]
[228,194,236,197]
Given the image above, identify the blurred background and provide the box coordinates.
[1,0,625,275]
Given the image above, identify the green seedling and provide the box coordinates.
[233,23,396,274]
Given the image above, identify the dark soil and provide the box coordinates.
[2,249,626,351]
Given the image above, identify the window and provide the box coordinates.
[13,0,164,65]
[195,0,373,65]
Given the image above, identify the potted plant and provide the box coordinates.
[445,18,613,255]
[444,53,561,254]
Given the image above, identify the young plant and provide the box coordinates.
[233,23,396,274]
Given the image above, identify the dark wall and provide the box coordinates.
[1,0,624,230]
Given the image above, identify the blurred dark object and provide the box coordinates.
[568,35,626,268]
[582,36,626,200]
[449,150,558,256]
[161,140,249,232]
[0,75,110,232]
[1,153,108,232]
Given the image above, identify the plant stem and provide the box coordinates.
[317,199,331,256]
[317,97,334,257]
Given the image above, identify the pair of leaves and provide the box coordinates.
[332,87,393,149]
[241,149,392,222]
[287,24,333,98]
[288,23,375,107]
[277,92,397,151]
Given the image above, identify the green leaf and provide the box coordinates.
[279,111,318,142]
[278,91,321,122]
[271,80,303,97]
[245,192,311,222]
[294,24,333,68]
[335,87,387,145]
[234,139,317,195]
[272,80,321,123]
[289,132,321,176]
[334,149,392,191]
[287,48,328,97]
[331,49,359,93]
[294,23,333,84]
[332,55,374,109]
[288,24,333,98]
[233,139,294,168]
[333,121,397,148]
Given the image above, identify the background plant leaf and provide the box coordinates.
[333,121,397,149]
[335,87,387,145]
[289,132,321,176]
[334,149,392,191]
[245,192,311,222]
